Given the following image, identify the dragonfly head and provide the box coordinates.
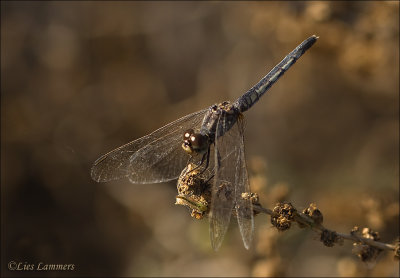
[182,129,209,155]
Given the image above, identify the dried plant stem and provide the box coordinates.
[336,231,395,251]
[253,203,397,253]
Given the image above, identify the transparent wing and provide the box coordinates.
[209,116,254,251]
[91,109,208,183]
[234,118,254,249]
[209,114,238,251]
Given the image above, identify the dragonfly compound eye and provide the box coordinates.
[183,129,194,140]
[182,130,209,155]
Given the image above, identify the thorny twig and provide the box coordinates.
[253,201,399,262]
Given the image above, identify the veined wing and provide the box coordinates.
[234,118,254,249]
[91,108,208,184]
[209,114,240,251]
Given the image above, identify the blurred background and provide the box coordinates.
[1,1,399,277]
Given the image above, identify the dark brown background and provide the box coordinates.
[1,1,399,277]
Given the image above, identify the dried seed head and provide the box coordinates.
[352,227,382,263]
[241,192,260,204]
[241,192,261,216]
[350,226,360,236]
[361,227,380,241]
[271,202,296,231]
[191,210,204,220]
[302,203,323,225]
[352,243,381,263]
[321,229,342,247]
[175,163,211,220]
[177,163,210,197]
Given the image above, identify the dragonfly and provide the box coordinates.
[91,35,318,251]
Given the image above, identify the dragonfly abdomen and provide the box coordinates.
[234,35,318,113]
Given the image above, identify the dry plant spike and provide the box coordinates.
[252,201,398,262]
[174,156,397,263]
[270,202,296,231]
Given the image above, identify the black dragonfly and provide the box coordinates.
[91,35,318,250]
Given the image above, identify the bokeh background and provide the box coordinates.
[1,1,399,277]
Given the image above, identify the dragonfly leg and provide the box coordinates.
[198,146,220,185]
[204,173,215,186]
[187,146,210,175]
[198,145,211,174]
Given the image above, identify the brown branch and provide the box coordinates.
[252,201,399,261]
[175,174,399,262]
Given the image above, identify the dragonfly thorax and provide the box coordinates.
[182,129,210,155]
